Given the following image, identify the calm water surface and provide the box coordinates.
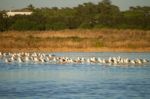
[0,52,150,99]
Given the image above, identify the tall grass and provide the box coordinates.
[0,29,150,52]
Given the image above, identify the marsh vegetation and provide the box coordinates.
[0,29,149,52]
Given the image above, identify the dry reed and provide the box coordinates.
[0,29,150,52]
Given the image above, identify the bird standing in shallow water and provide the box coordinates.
[0,52,149,66]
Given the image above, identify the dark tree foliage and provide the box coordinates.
[27,4,35,11]
[0,11,8,31]
[0,0,150,31]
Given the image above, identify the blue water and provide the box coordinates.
[0,52,150,99]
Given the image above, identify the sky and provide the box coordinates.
[0,0,150,11]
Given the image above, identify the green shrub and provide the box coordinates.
[11,19,36,30]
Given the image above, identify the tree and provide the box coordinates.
[101,0,111,5]
[27,4,34,11]
[1,0,150,31]
[0,11,8,31]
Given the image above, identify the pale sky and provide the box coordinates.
[0,0,150,11]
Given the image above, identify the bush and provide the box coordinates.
[79,22,92,29]
[46,22,67,30]
[11,19,36,30]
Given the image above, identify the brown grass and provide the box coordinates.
[0,29,150,52]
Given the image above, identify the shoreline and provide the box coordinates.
[1,47,150,52]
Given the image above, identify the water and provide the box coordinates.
[0,52,150,99]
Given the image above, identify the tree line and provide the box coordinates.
[0,0,150,31]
